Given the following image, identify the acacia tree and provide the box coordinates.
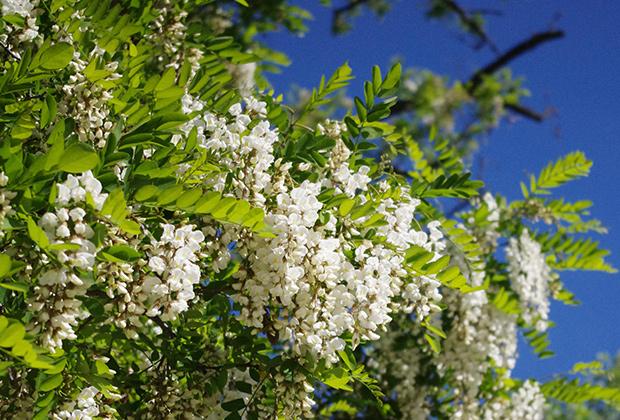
[0,0,618,418]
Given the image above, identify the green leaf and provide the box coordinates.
[0,282,29,293]
[176,189,202,208]
[40,42,74,70]
[44,120,65,170]
[221,398,245,412]
[338,198,355,217]
[101,190,139,235]
[58,143,99,173]
[155,67,176,91]
[303,62,354,115]
[421,255,450,275]
[211,197,238,219]
[39,373,63,392]
[0,254,10,278]
[100,245,142,262]
[323,367,353,391]
[529,151,592,195]
[134,185,159,201]
[27,218,49,249]
[424,333,441,353]
[0,322,25,347]
[382,62,402,91]
[423,322,447,339]
[338,349,356,370]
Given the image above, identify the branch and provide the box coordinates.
[441,0,499,53]
[331,0,369,33]
[505,103,544,122]
[149,316,176,338]
[468,30,565,90]
[391,29,564,122]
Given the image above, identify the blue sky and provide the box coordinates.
[261,0,620,380]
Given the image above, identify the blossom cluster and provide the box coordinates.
[54,386,119,420]
[59,48,119,148]
[0,172,15,239]
[506,229,553,331]
[0,0,39,43]
[141,224,205,321]
[28,172,107,349]
[482,380,545,420]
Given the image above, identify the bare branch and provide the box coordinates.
[440,0,500,53]
[505,103,544,122]
[468,30,565,90]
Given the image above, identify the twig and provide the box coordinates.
[149,316,176,338]
[505,103,544,122]
[468,30,565,90]
[392,29,564,122]
[331,0,370,33]
[441,0,500,53]
[241,375,267,418]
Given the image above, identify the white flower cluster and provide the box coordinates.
[132,366,254,419]
[100,237,145,339]
[28,172,107,349]
[175,104,446,363]
[273,372,315,418]
[0,0,39,42]
[367,330,431,419]
[234,176,443,363]
[0,172,16,239]
[139,224,205,321]
[372,260,518,418]
[321,120,372,197]
[506,229,552,331]
[174,96,276,206]
[237,180,353,361]
[54,386,118,420]
[508,380,546,420]
[482,380,545,420]
[438,266,517,401]
[376,189,444,318]
[147,0,188,68]
[476,192,501,250]
[59,48,119,148]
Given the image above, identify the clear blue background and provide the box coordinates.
[261,0,620,380]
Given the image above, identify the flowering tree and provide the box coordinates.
[0,0,618,418]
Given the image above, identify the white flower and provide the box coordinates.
[506,229,552,331]
[136,224,204,321]
[1,0,34,17]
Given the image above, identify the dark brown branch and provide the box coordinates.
[505,103,544,122]
[391,29,564,122]
[331,0,370,33]
[149,316,176,338]
[441,0,500,53]
[468,30,565,90]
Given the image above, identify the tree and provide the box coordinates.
[0,0,617,418]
